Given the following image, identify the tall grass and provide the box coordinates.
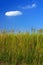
[0,32,43,65]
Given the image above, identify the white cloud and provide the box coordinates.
[21,3,37,9]
[5,11,22,16]
[32,3,36,8]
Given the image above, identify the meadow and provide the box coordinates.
[0,30,43,65]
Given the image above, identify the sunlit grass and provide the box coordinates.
[0,32,43,65]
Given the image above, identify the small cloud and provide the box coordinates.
[21,3,37,9]
[5,11,22,16]
[32,3,36,8]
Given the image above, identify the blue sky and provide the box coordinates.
[0,0,43,32]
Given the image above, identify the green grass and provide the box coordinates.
[0,32,43,65]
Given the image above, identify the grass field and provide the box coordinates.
[0,31,43,65]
